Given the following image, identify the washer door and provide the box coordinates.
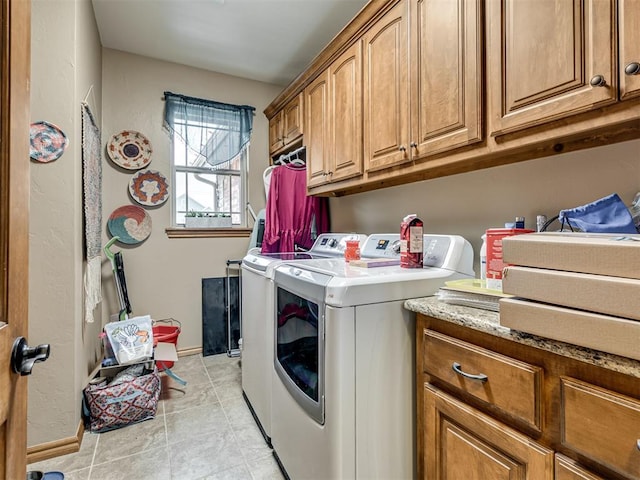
[273,267,327,425]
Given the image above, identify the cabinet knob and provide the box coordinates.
[398,145,407,152]
[625,62,640,76]
[452,362,488,382]
[589,75,607,87]
[637,439,640,451]
[410,142,418,149]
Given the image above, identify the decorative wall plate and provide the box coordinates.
[129,169,169,206]
[107,130,152,170]
[30,121,69,163]
[107,205,152,245]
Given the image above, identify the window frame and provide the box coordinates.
[167,114,250,232]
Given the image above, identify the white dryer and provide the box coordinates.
[240,233,367,445]
[270,234,474,479]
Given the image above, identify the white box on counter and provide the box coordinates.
[502,265,640,321]
[502,232,640,279]
[500,297,640,361]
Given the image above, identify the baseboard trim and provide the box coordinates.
[178,346,202,357]
[27,419,84,464]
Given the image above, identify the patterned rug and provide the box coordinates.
[82,102,102,323]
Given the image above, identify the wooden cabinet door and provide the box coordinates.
[268,111,283,154]
[410,0,483,157]
[305,71,330,189]
[283,93,304,145]
[328,40,363,183]
[363,0,410,173]
[620,0,640,100]
[424,385,554,480]
[487,0,617,136]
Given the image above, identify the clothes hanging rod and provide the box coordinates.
[276,145,306,164]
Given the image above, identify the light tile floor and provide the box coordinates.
[27,354,285,480]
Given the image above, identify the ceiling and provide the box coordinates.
[92,0,369,86]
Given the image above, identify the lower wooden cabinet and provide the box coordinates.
[560,377,640,480]
[417,314,640,480]
[424,384,554,480]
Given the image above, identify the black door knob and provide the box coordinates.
[11,337,50,376]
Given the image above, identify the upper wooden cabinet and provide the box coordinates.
[268,93,304,155]
[328,41,364,183]
[268,111,284,154]
[486,0,617,136]
[307,42,364,188]
[362,0,410,172]
[620,0,640,100]
[264,0,640,197]
[305,71,330,188]
[409,0,483,157]
[363,0,484,173]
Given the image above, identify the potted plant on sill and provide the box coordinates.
[185,211,232,228]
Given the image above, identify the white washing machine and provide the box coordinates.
[270,234,474,479]
[240,233,367,445]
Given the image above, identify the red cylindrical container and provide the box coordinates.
[485,228,534,290]
[344,240,361,261]
[400,214,424,268]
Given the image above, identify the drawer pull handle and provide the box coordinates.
[452,362,488,382]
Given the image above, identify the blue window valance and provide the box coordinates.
[163,91,255,168]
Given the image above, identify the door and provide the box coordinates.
[424,385,554,479]
[328,40,363,183]
[1,0,31,478]
[620,0,640,100]
[487,0,617,136]
[305,71,330,189]
[363,0,410,173]
[282,93,303,146]
[410,0,483,157]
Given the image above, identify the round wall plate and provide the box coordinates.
[30,121,69,163]
[107,205,152,245]
[107,130,152,170]
[129,169,169,206]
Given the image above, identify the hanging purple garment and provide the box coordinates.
[261,165,330,253]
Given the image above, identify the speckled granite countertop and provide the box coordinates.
[405,296,640,379]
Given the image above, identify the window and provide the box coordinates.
[163,91,255,227]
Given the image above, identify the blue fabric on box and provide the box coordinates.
[559,193,637,234]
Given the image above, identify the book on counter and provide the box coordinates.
[437,278,513,312]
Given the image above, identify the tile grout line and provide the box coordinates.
[204,355,257,477]
[87,432,100,479]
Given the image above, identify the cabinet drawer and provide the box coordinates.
[423,329,542,430]
[561,377,640,479]
[555,454,605,480]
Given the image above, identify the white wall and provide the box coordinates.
[29,0,103,446]
[101,49,282,349]
[330,139,640,274]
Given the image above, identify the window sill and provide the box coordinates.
[165,227,253,239]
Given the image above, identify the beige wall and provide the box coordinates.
[330,139,640,274]
[100,49,282,348]
[29,0,103,446]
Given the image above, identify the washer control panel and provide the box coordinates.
[309,233,368,256]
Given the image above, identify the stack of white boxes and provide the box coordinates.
[498,232,640,360]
